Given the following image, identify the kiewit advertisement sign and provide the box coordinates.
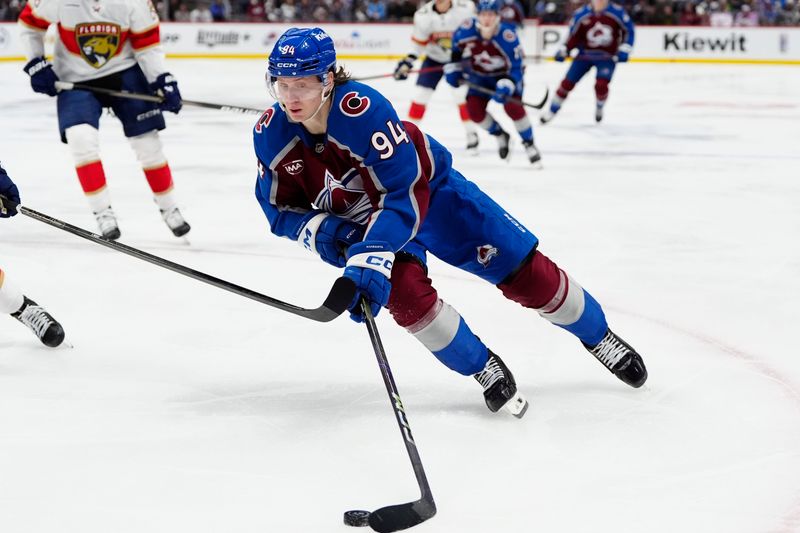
[1,22,798,64]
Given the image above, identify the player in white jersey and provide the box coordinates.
[18,0,190,240]
[393,0,480,154]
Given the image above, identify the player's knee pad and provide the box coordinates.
[556,79,576,98]
[503,102,527,121]
[498,250,562,309]
[387,258,438,327]
[64,124,100,166]
[595,78,610,101]
[449,83,468,105]
[466,95,488,123]
[128,130,167,168]
[412,86,435,106]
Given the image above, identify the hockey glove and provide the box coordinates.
[0,165,20,218]
[615,44,631,63]
[492,78,516,103]
[343,241,393,323]
[444,62,463,88]
[393,54,417,81]
[554,45,568,63]
[23,56,58,97]
[298,212,364,268]
[150,73,182,114]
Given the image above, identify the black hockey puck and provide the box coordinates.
[343,510,371,527]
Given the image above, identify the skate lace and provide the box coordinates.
[94,208,118,231]
[474,357,504,391]
[162,207,185,229]
[591,333,628,369]
[17,304,52,340]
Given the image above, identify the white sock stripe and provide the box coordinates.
[128,131,167,168]
[513,116,532,132]
[65,124,100,165]
[0,275,24,315]
[410,300,461,353]
[537,273,586,326]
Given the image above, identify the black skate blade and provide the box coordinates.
[367,499,436,533]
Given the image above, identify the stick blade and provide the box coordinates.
[313,276,356,322]
[367,499,436,533]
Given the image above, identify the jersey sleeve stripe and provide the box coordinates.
[130,26,160,50]
[18,4,51,31]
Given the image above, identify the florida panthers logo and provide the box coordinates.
[75,22,121,68]
[314,168,372,223]
[477,244,499,267]
[586,21,614,48]
[339,91,371,117]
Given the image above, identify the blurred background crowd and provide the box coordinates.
[2,0,799,26]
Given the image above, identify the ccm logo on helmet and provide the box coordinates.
[276,62,297,68]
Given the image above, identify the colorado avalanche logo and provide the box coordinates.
[254,108,275,133]
[586,21,614,48]
[503,29,516,43]
[315,168,372,223]
[339,91,371,117]
[477,244,499,267]
[472,50,508,73]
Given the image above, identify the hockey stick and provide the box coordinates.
[0,197,354,322]
[353,64,444,82]
[463,80,550,110]
[357,298,436,533]
[54,81,265,115]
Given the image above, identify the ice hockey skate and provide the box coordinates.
[494,129,512,161]
[523,140,542,167]
[161,205,191,238]
[473,351,528,418]
[11,296,65,348]
[584,329,647,387]
[94,206,121,240]
[595,105,604,123]
[466,131,479,156]
[539,108,556,124]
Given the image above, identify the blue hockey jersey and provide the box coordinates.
[451,18,525,86]
[253,80,454,254]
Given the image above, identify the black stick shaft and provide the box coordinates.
[362,300,435,503]
[54,81,265,115]
[463,80,549,110]
[14,202,352,322]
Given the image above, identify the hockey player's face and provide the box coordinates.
[591,0,609,11]
[477,11,499,39]
[273,75,326,120]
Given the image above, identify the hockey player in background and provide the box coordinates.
[447,0,541,165]
[540,0,634,124]
[18,0,190,241]
[499,0,526,30]
[0,164,65,348]
[393,0,480,154]
[255,28,648,418]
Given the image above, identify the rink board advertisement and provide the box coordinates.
[0,22,798,64]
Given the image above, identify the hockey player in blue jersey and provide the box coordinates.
[254,27,647,417]
[540,0,634,124]
[446,0,541,165]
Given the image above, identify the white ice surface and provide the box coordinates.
[1,59,799,533]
